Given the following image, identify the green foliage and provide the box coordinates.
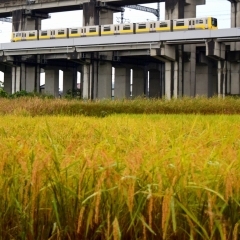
[0,96,240,116]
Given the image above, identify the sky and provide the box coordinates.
[0,0,231,43]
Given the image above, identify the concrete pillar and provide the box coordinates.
[12,66,21,93]
[4,68,12,94]
[132,68,144,98]
[82,3,114,99]
[62,69,77,97]
[165,62,173,99]
[165,1,204,98]
[230,63,240,95]
[149,70,160,98]
[97,63,112,99]
[226,61,231,95]
[11,10,42,94]
[114,67,130,99]
[81,63,91,99]
[45,68,59,97]
[183,45,196,97]
[83,1,99,26]
[12,9,42,32]
[196,61,217,97]
[218,61,225,98]
[97,9,114,99]
[173,61,179,98]
[20,64,37,92]
[231,1,240,50]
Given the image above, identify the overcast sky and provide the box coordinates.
[0,0,231,43]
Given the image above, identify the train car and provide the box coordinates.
[101,23,134,36]
[12,30,38,42]
[39,28,68,40]
[69,27,82,38]
[135,21,171,34]
[173,17,218,31]
[82,26,100,37]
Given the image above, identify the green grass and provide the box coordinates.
[0,114,240,239]
[0,96,240,117]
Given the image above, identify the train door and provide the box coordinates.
[114,25,120,35]
[188,19,195,30]
[50,30,55,39]
[150,22,156,32]
[81,27,86,37]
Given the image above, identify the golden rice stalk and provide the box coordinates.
[162,188,172,240]
[113,217,121,240]
[233,222,239,240]
[148,194,153,230]
[207,192,214,235]
[77,207,85,234]
[142,215,147,240]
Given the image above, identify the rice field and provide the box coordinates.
[0,112,240,239]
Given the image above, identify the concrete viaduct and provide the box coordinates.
[0,0,240,99]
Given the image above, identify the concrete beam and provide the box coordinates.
[206,40,226,60]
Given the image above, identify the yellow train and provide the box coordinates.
[11,17,218,42]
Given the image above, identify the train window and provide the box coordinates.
[154,23,156,28]
[197,19,203,24]
[29,32,35,37]
[41,31,48,36]
[193,21,195,25]
[123,25,131,30]
[58,30,65,35]
[212,18,217,27]
[160,22,168,28]
[103,26,111,32]
[71,29,78,34]
[138,24,146,29]
[150,24,152,28]
[89,28,96,33]
[16,33,21,37]
[81,29,83,34]
[176,21,184,27]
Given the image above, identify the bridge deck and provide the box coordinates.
[1,28,240,56]
[0,0,165,17]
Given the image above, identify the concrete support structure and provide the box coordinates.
[12,10,42,32]
[3,68,12,94]
[44,68,59,97]
[132,68,144,98]
[81,63,92,99]
[230,63,240,94]
[165,0,205,98]
[196,60,217,97]
[62,69,77,97]
[149,70,160,98]
[165,62,173,99]
[97,62,112,99]
[11,10,46,94]
[82,2,114,99]
[114,67,131,99]
[230,0,240,51]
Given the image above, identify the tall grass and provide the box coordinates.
[0,114,240,239]
[0,96,240,116]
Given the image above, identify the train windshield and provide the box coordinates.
[211,18,217,27]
